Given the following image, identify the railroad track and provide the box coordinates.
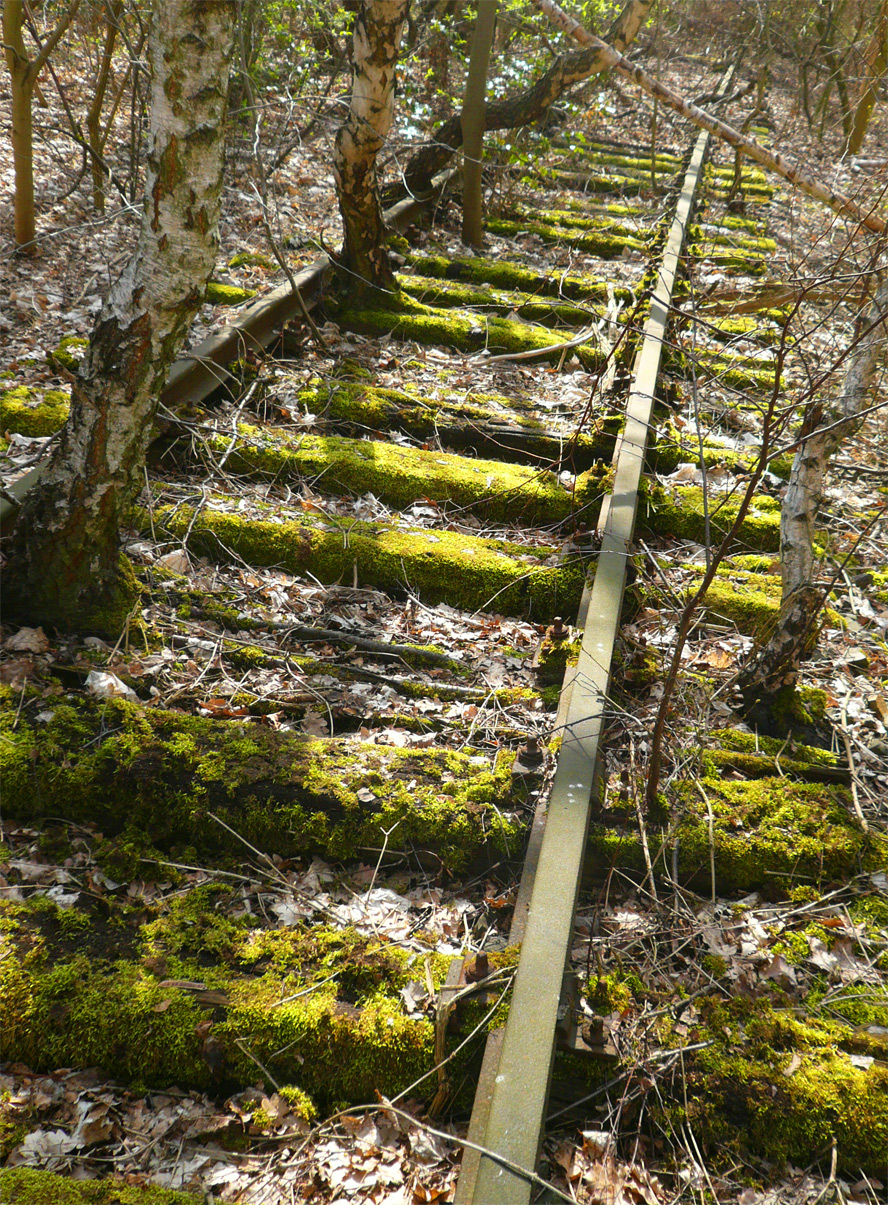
[3,64,885,1205]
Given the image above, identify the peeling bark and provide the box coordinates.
[740,276,888,698]
[402,0,652,196]
[2,0,234,636]
[332,0,410,293]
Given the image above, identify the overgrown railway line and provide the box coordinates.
[2,74,886,1205]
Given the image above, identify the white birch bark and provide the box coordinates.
[332,0,410,292]
[4,0,234,635]
[741,275,888,694]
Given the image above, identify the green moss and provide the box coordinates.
[145,495,587,622]
[307,380,620,468]
[228,251,276,270]
[0,892,503,1108]
[703,728,841,779]
[0,1168,203,1204]
[0,385,69,436]
[1,691,522,870]
[205,281,257,305]
[399,274,609,330]
[681,998,887,1174]
[326,291,607,370]
[47,335,88,373]
[641,482,782,551]
[486,215,648,259]
[212,424,585,525]
[589,774,872,893]
[407,253,634,304]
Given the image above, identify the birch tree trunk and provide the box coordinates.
[461,0,498,247]
[332,0,410,294]
[2,0,234,637]
[739,276,888,699]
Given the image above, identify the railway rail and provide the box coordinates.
[2,60,886,1205]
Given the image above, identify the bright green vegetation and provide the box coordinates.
[692,564,782,638]
[400,274,610,329]
[522,167,653,196]
[228,251,277,270]
[301,378,622,469]
[701,727,843,780]
[210,424,607,525]
[0,891,447,1105]
[682,997,888,1175]
[641,481,782,550]
[144,494,588,621]
[650,422,792,477]
[0,691,521,871]
[48,334,88,372]
[589,772,874,893]
[0,385,70,436]
[486,215,648,259]
[204,281,256,305]
[325,291,608,370]
[408,253,635,303]
[0,1169,203,1205]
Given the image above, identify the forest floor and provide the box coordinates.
[2,11,888,1205]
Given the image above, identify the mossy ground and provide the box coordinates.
[0,1168,203,1204]
[0,385,70,436]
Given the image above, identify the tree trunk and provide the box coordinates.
[846,0,888,155]
[85,0,123,214]
[460,0,498,247]
[3,1,81,247]
[738,275,888,699]
[2,0,234,637]
[402,0,651,196]
[332,0,410,295]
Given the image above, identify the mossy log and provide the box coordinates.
[146,498,589,622]
[589,769,875,893]
[325,293,608,370]
[207,425,604,526]
[641,482,782,551]
[0,691,522,870]
[0,892,446,1105]
[308,381,622,469]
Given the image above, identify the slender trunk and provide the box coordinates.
[846,0,888,155]
[3,0,81,248]
[738,277,888,697]
[529,0,887,235]
[460,0,498,247]
[2,0,234,637]
[332,0,409,294]
[86,0,123,214]
[403,0,652,195]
